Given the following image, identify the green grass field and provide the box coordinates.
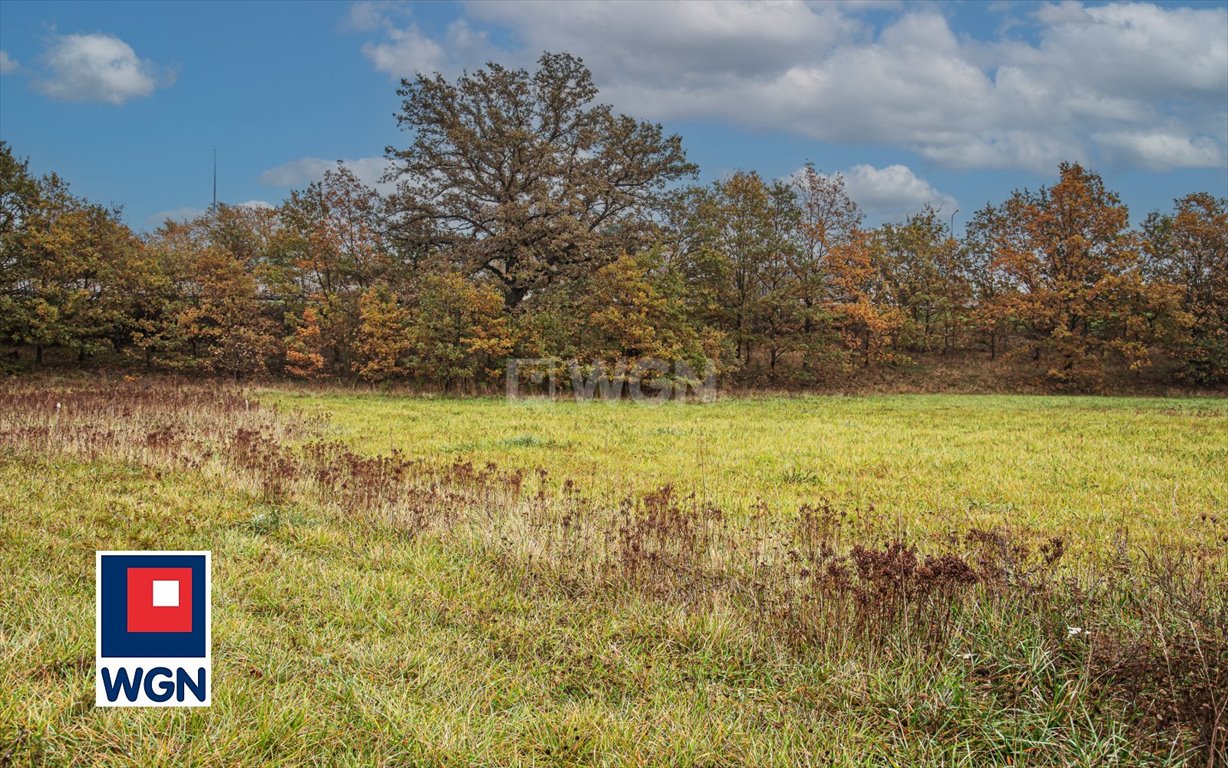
[2,381,1226,766]
[265,390,1228,555]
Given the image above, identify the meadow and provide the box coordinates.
[2,379,1226,766]
[265,389,1228,556]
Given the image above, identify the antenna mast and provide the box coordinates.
[211,149,217,211]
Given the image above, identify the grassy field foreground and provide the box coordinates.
[1,380,1226,766]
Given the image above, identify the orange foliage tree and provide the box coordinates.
[355,285,409,382]
[177,245,278,379]
[989,163,1184,387]
[284,307,326,379]
[826,229,906,368]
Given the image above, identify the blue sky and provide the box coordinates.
[1,0,1225,230]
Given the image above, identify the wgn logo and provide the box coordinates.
[96,551,211,707]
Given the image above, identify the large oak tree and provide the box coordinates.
[384,52,696,309]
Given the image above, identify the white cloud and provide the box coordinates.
[259,156,394,192]
[807,164,957,224]
[1012,3,1228,103]
[353,1,490,79]
[362,23,445,78]
[465,0,858,87]
[844,164,958,220]
[362,0,1227,173]
[0,51,19,74]
[36,33,173,104]
[345,1,397,32]
[1094,131,1224,171]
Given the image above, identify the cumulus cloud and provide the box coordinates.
[352,2,490,79]
[466,0,858,89]
[1011,3,1228,103]
[798,164,957,224]
[362,23,445,78]
[356,0,1227,173]
[345,1,402,32]
[841,164,958,222]
[1094,131,1224,171]
[0,51,19,74]
[36,33,173,104]
[259,156,395,192]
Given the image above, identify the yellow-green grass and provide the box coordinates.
[0,457,828,764]
[4,383,1225,766]
[0,441,1155,766]
[263,390,1228,556]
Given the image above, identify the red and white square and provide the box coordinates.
[127,567,193,633]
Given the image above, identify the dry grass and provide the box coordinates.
[263,386,1228,559]
[1,376,1225,765]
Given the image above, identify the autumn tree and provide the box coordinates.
[755,182,807,374]
[1,166,146,365]
[355,285,409,382]
[1143,193,1228,383]
[177,244,278,378]
[991,163,1179,385]
[788,165,860,370]
[205,203,279,269]
[574,252,719,381]
[385,52,696,308]
[826,229,906,368]
[654,186,733,361]
[139,206,281,375]
[961,204,1019,360]
[0,145,40,359]
[683,171,801,375]
[284,307,326,379]
[876,207,969,353]
[134,219,205,369]
[271,165,392,375]
[0,141,37,254]
[405,273,514,388]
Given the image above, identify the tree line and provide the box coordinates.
[2,53,1225,391]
